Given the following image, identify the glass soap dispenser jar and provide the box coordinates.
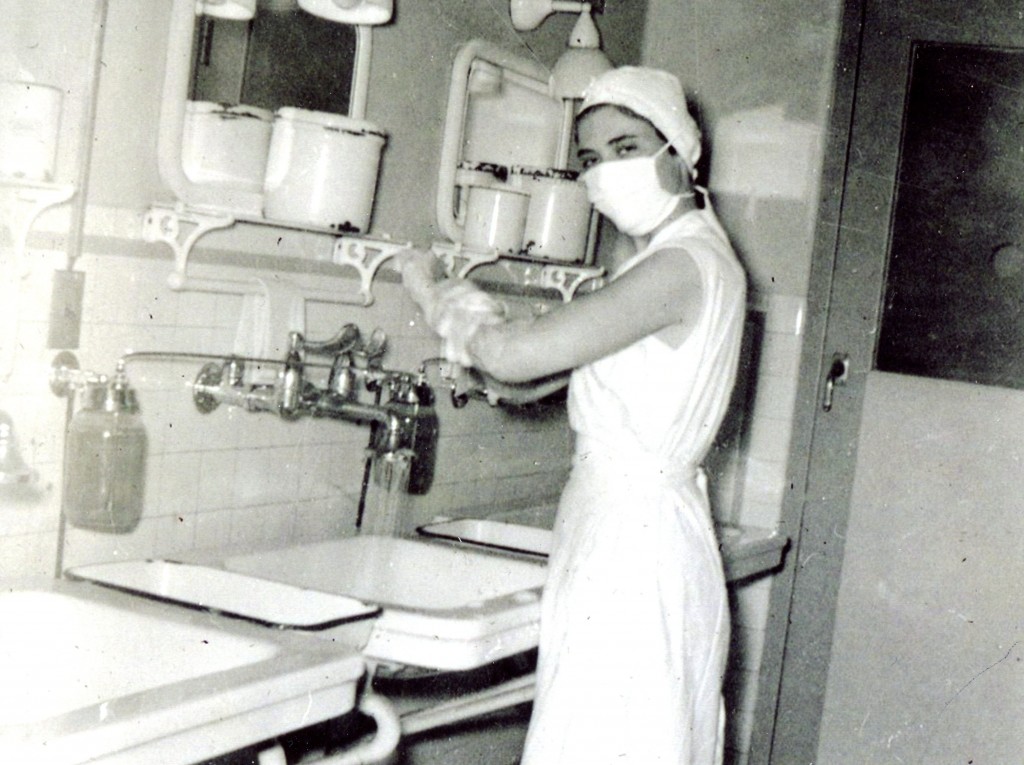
[64,367,147,533]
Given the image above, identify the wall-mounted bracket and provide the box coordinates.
[1,180,77,276]
[528,262,605,302]
[431,241,501,279]
[142,203,236,289]
[332,235,411,306]
[430,240,603,301]
[1,181,76,381]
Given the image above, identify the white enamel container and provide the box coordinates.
[263,107,386,232]
[181,101,273,194]
[0,81,62,181]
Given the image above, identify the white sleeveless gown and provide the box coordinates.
[520,207,747,765]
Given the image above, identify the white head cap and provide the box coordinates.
[579,66,701,177]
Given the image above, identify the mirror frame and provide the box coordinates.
[158,0,372,219]
[435,39,555,244]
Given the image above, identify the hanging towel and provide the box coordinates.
[233,277,305,384]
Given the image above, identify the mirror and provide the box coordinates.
[190,7,355,114]
[158,0,366,220]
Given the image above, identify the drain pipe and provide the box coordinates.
[255,693,400,765]
[320,693,402,765]
[257,677,534,764]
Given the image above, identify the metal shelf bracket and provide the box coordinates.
[533,263,605,302]
[142,203,235,288]
[430,241,501,280]
[430,240,604,302]
[142,203,409,305]
[1,180,77,276]
[332,236,411,306]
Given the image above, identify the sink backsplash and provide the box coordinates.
[0,245,573,576]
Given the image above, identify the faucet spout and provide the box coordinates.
[189,325,438,495]
[306,378,438,495]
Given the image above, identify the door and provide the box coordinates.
[760,1,1024,763]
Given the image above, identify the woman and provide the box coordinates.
[402,66,746,764]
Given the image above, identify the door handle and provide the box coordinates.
[822,353,850,412]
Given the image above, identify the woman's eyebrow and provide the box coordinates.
[608,133,639,146]
[577,133,638,155]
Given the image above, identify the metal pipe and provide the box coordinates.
[349,26,372,121]
[435,39,552,243]
[399,673,536,736]
[316,693,402,765]
[119,349,332,372]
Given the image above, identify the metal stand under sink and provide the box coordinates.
[252,693,400,765]
[371,653,538,740]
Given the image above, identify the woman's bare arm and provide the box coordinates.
[449,366,570,406]
[466,246,704,382]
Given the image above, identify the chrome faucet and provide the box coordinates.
[191,324,438,495]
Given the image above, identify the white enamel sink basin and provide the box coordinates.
[418,517,789,582]
[222,535,548,671]
[419,518,553,556]
[68,558,380,633]
[0,578,367,765]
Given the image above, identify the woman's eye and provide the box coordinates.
[580,157,597,170]
[615,143,638,158]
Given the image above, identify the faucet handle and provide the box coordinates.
[301,323,362,357]
[358,327,388,367]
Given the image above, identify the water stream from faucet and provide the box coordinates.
[359,452,412,536]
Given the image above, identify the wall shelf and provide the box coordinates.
[142,202,410,306]
[431,241,604,302]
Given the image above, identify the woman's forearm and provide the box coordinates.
[467,248,703,382]
[466,313,580,382]
[479,370,569,405]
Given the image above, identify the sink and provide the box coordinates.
[223,535,548,671]
[0,578,368,764]
[714,523,790,581]
[418,518,552,557]
[67,558,380,632]
[418,517,789,583]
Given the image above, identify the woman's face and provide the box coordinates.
[576,105,682,192]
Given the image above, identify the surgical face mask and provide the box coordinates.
[582,142,691,236]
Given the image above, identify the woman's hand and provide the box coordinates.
[397,248,446,307]
[396,247,445,281]
[398,247,507,366]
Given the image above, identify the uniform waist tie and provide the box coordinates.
[573,435,706,495]
[570,435,722,569]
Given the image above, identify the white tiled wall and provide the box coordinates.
[0,231,572,577]
[718,292,806,765]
